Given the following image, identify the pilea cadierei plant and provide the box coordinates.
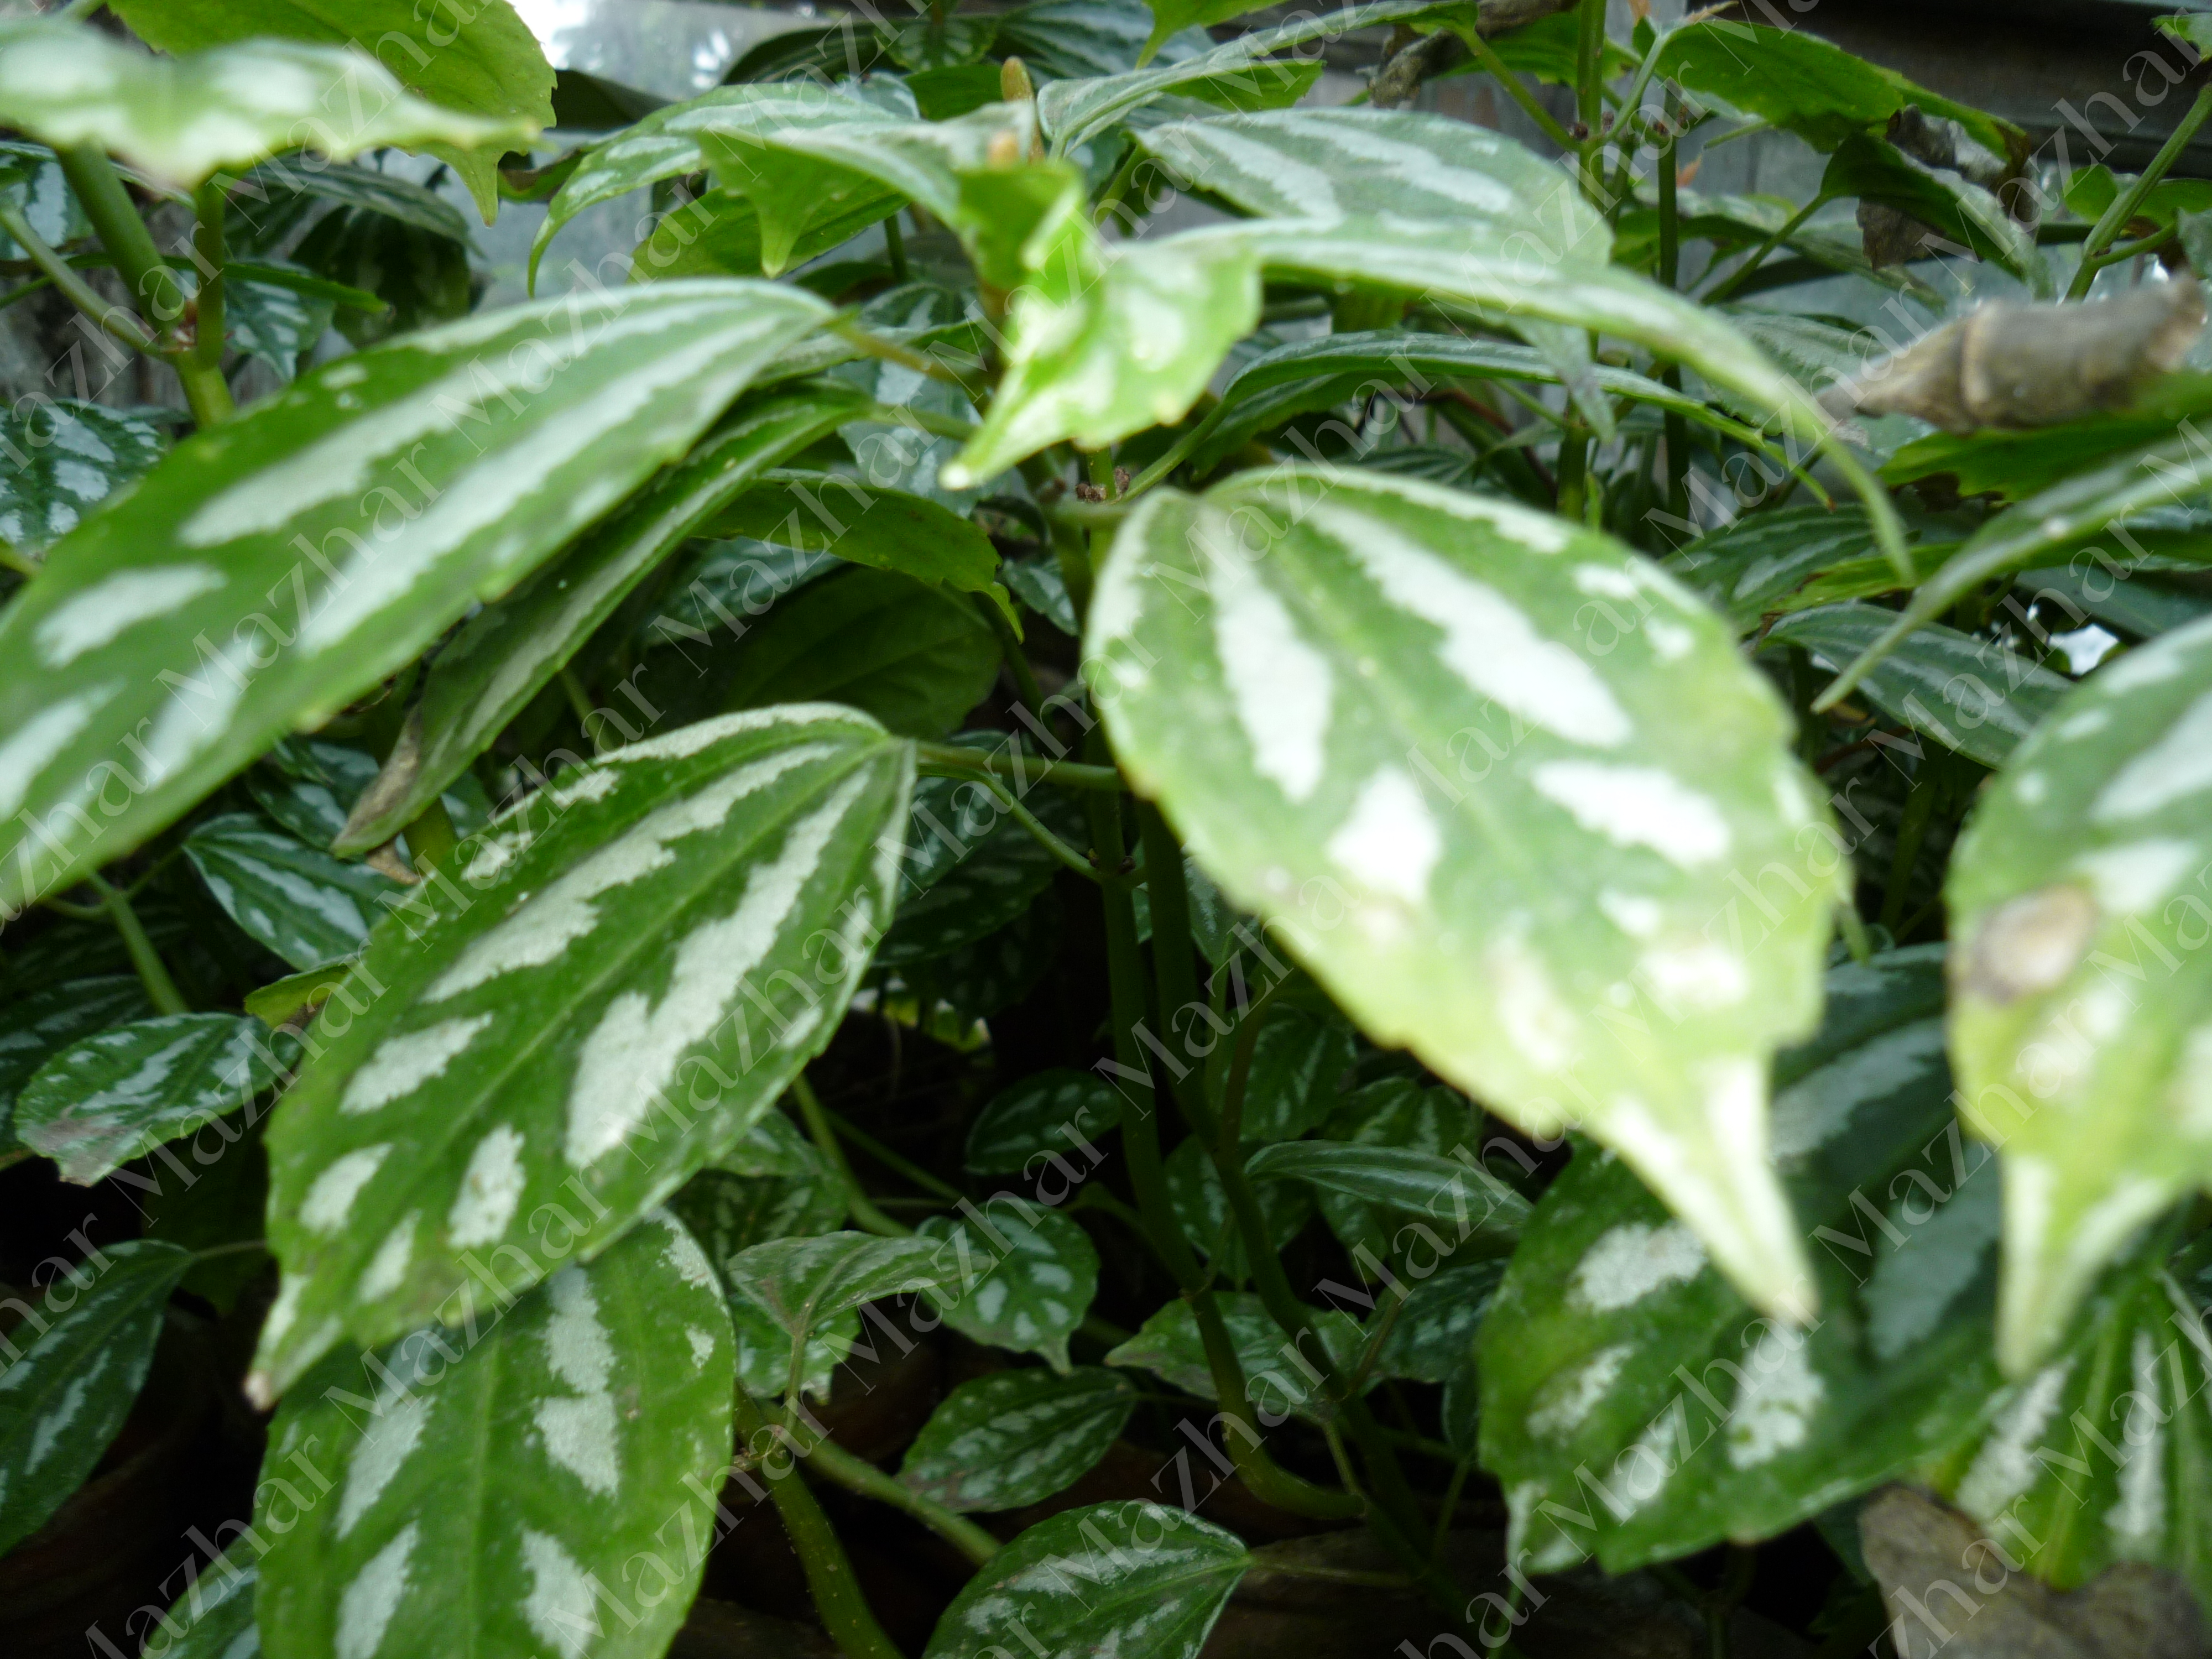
[3,1,2212,1655]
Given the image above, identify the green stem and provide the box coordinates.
[1657,108,1690,523]
[795,1074,906,1238]
[799,1432,999,1566]
[1878,763,1939,935]
[832,319,983,400]
[1554,427,1589,519]
[1574,0,1605,139]
[1461,27,1578,154]
[1093,139,1147,228]
[2069,83,2212,299]
[966,771,1102,883]
[191,178,226,371]
[972,591,1050,722]
[915,740,1124,794]
[1701,193,1829,305]
[1431,1458,1473,1557]
[881,210,909,284]
[0,202,154,353]
[729,1392,904,1659]
[1137,804,1209,1128]
[1837,901,1873,964]
[821,1103,963,1200]
[87,872,186,1015]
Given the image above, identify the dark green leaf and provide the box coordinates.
[236,158,473,245]
[1238,1005,1355,1141]
[965,1067,1123,1176]
[0,976,153,1139]
[154,1549,260,1659]
[1107,1290,1363,1423]
[919,1205,1099,1368]
[1166,1135,1312,1284]
[0,400,166,555]
[251,708,911,1401]
[1001,558,1077,634]
[0,1238,192,1554]
[1371,1260,1504,1384]
[256,1213,734,1659]
[2019,561,2212,642]
[996,0,1210,80]
[16,1013,290,1185]
[927,1502,1249,1659]
[899,1366,1137,1512]
[185,814,404,971]
[713,474,999,591]
[1666,506,1955,633]
[225,260,335,378]
[879,755,1071,966]
[723,1231,954,1390]
[1822,135,2047,295]
[1308,1075,1482,1270]
[336,386,870,853]
[294,207,472,346]
[0,138,88,260]
[1246,1141,1529,1249]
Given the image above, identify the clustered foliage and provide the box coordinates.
[5,1,2212,1656]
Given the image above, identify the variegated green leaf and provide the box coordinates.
[0,976,152,1135]
[1309,1075,1479,1271]
[186,814,403,971]
[251,708,911,1403]
[879,758,1072,967]
[1165,1135,1311,1284]
[0,1238,192,1554]
[1106,1290,1362,1424]
[1245,1140,1530,1248]
[1946,613,2212,1373]
[257,1212,734,1659]
[1089,466,1838,1321]
[110,0,556,220]
[0,20,534,192]
[722,1231,954,1397]
[336,386,870,853]
[155,1549,260,1659]
[1237,1004,1355,1141]
[919,1206,1099,1369]
[964,1067,1123,1176]
[0,281,831,916]
[238,158,473,246]
[1480,947,2004,1574]
[0,400,166,556]
[1666,506,1954,634]
[997,0,1210,80]
[0,138,88,260]
[1768,603,2069,771]
[925,1502,1250,1659]
[15,1013,290,1185]
[713,475,999,592]
[1928,1228,2212,1613]
[899,1366,1137,1513]
[1370,1260,1503,1384]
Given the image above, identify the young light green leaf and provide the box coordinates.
[1089,467,1838,1322]
[0,20,534,192]
[256,1212,734,1659]
[713,475,1000,592]
[0,400,166,556]
[0,280,831,916]
[965,1068,1123,1176]
[0,1238,192,1554]
[1106,1291,1363,1423]
[251,708,911,1403]
[703,567,1001,739]
[0,977,153,1130]
[919,1206,1100,1369]
[1768,603,2070,770]
[185,814,403,971]
[336,386,870,853]
[111,0,556,220]
[1166,1135,1312,1284]
[925,1501,1251,1659]
[1369,1260,1504,1384]
[1245,1141,1531,1247]
[1947,613,2212,1374]
[15,1013,290,1185]
[1928,1229,2212,1611]
[1480,947,2004,1574]
[900,1366,1138,1513]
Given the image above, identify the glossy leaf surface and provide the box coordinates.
[964,1068,1123,1175]
[337,385,870,851]
[900,1366,1137,1512]
[257,1213,734,1659]
[0,281,831,915]
[1946,614,2212,1373]
[185,814,402,971]
[713,476,1000,591]
[0,401,166,556]
[919,1206,1099,1370]
[0,1239,192,1554]
[1370,1260,1504,1384]
[1667,507,1953,634]
[1089,468,1837,1320]
[722,1232,954,1394]
[1166,1136,1312,1285]
[0,977,152,1136]
[1107,1291,1362,1424]
[924,1501,1250,1659]
[15,1013,288,1185]
[252,708,911,1401]
[1479,948,2003,1573]
[1245,1140,1530,1245]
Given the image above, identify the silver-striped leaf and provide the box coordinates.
[0,400,165,555]
[1166,1135,1312,1285]
[925,1501,1250,1659]
[336,385,870,852]
[1369,1260,1504,1384]
[1478,947,2004,1574]
[899,1366,1137,1513]
[1088,467,1839,1321]
[1946,613,2212,1374]
[1309,1076,1482,1271]
[185,815,403,971]
[155,1550,260,1659]
[0,280,831,916]
[251,707,911,1403]
[918,1206,1099,1370]
[1768,602,2068,770]
[0,975,153,1134]
[1238,1004,1355,1142]
[15,1013,291,1185]
[1928,1228,2212,1613]
[0,1238,192,1554]
[256,1211,734,1659]
[0,20,533,191]
[721,1232,956,1397]
[964,1068,1123,1176]
[1106,1291,1362,1425]
[879,755,1072,967]
[1666,506,1954,634]
[1245,1141,1531,1249]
